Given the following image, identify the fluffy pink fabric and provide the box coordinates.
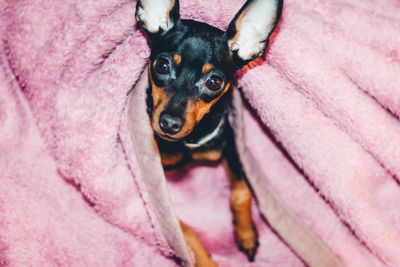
[1,0,399,266]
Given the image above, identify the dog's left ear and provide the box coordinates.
[225,0,283,69]
[136,0,180,39]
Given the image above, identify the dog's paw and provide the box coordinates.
[235,223,259,262]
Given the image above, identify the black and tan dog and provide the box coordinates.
[136,0,282,265]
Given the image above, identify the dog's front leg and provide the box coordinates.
[180,221,218,267]
[222,125,258,262]
[158,146,217,266]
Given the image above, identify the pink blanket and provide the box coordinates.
[1,0,400,266]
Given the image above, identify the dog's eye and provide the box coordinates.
[154,58,170,74]
[205,76,223,91]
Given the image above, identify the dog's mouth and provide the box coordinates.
[154,130,183,142]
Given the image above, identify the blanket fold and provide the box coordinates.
[1,0,400,266]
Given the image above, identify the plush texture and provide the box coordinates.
[1,0,399,266]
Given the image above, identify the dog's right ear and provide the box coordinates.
[136,0,180,39]
[225,0,283,70]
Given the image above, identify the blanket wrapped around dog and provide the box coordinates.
[1,0,400,266]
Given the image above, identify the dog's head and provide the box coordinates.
[136,0,282,141]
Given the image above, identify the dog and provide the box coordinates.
[136,0,283,265]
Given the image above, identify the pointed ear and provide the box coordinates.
[225,0,283,69]
[136,0,180,38]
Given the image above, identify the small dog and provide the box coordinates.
[136,0,282,265]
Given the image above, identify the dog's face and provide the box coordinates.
[146,22,234,141]
[136,0,282,141]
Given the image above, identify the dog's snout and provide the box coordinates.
[159,113,184,134]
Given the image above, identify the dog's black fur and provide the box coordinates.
[136,0,283,263]
[146,20,233,166]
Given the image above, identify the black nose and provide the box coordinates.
[159,113,183,134]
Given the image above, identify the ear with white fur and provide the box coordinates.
[136,0,180,38]
[225,0,283,69]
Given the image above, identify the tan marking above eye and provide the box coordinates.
[173,53,181,65]
[202,63,213,74]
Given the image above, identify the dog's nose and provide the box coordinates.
[159,113,183,134]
